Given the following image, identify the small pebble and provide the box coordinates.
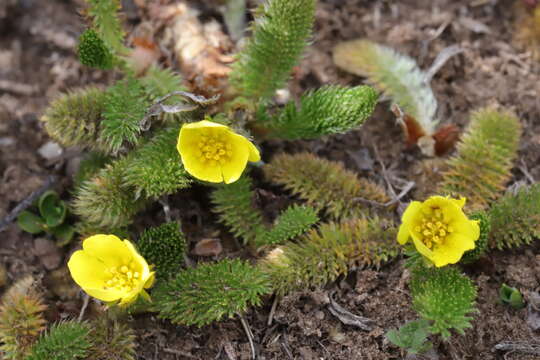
[192,238,223,257]
[0,137,15,146]
[34,237,62,270]
[38,141,63,160]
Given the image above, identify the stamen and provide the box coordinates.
[416,209,452,249]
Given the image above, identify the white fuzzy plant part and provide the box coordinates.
[333,39,439,154]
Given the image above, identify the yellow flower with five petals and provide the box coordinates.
[397,196,480,267]
[67,234,155,306]
[177,120,260,184]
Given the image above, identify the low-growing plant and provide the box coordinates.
[18,0,537,359]
[499,283,526,309]
[17,190,74,245]
[0,276,47,360]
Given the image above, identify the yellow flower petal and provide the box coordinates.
[221,133,249,184]
[177,120,260,184]
[181,119,228,130]
[143,272,156,289]
[67,250,109,289]
[411,234,434,262]
[431,233,475,267]
[123,240,148,274]
[68,234,155,306]
[245,138,261,162]
[397,201,422,244]
[177,127,223,183]
[82,234,131,267]
[449,197,466,209]
[397,195,480,267]
[83,287,124,302]
[397,224,410,245]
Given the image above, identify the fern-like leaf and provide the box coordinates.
[140,65,185,101]
[0,277,47,360]
[154,259,271,327]
[123,126,191,199]
[73,152,111,189]
[86,0,126,54]
[72,157,146,230]
[488,184,540,249]
[90,317,137,360]
[211,175,265,245]
[137,222,186,279]
[27,321,91,360]
[266,85,378,139]
[333,39,438,135]
[256,205,319,247]
[99,77,150,155]
[438,108,521,210]
[264,153,390,220]
[41,87,107,151]
[260,217,399,296]
[229,0,315,100]
[410,267,477,340]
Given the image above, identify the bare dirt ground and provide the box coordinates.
[0,0,539,359]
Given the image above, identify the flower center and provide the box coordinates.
[104,262,141,292]
[197,135,233,167]
[414,208,453,249]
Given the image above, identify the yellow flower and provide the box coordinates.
[67,234,155,306]
[177,120,260,184]
[397,196,480,267]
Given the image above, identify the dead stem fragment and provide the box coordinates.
[328,292,374,331]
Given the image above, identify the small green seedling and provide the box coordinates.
[386,319,432,355]
[17,191,75,245]
[499,283,526,309]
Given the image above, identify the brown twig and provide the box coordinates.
[327,292,374,331]
[239,314,257,360]
[493,341,540,358]
[280,332,294,360]
[0,175,57,232]
[267,295,279,326]
[78,294,90,322]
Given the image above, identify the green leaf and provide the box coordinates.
[265,85,378,140]
[99,77,150,155]
[499,283,525,309]
[333,39,438,135]
[38,191,66,228]
[488,183,540,250]
[17,211,46,234]
[77,29,114,69]
[255,205,319,247]
[411,267,477,340]
[229,0,316,101]
[438,108,521,210]
[137,222,187,279]
[50,224,75,247]
[260,217,399,296]
[154,259,271,327]
[211,175,265,245]
[386,319,432,354]
[27,321,91,360]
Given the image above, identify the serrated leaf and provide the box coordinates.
[333,39,438,135]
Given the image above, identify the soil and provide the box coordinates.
[1,0,539,359]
